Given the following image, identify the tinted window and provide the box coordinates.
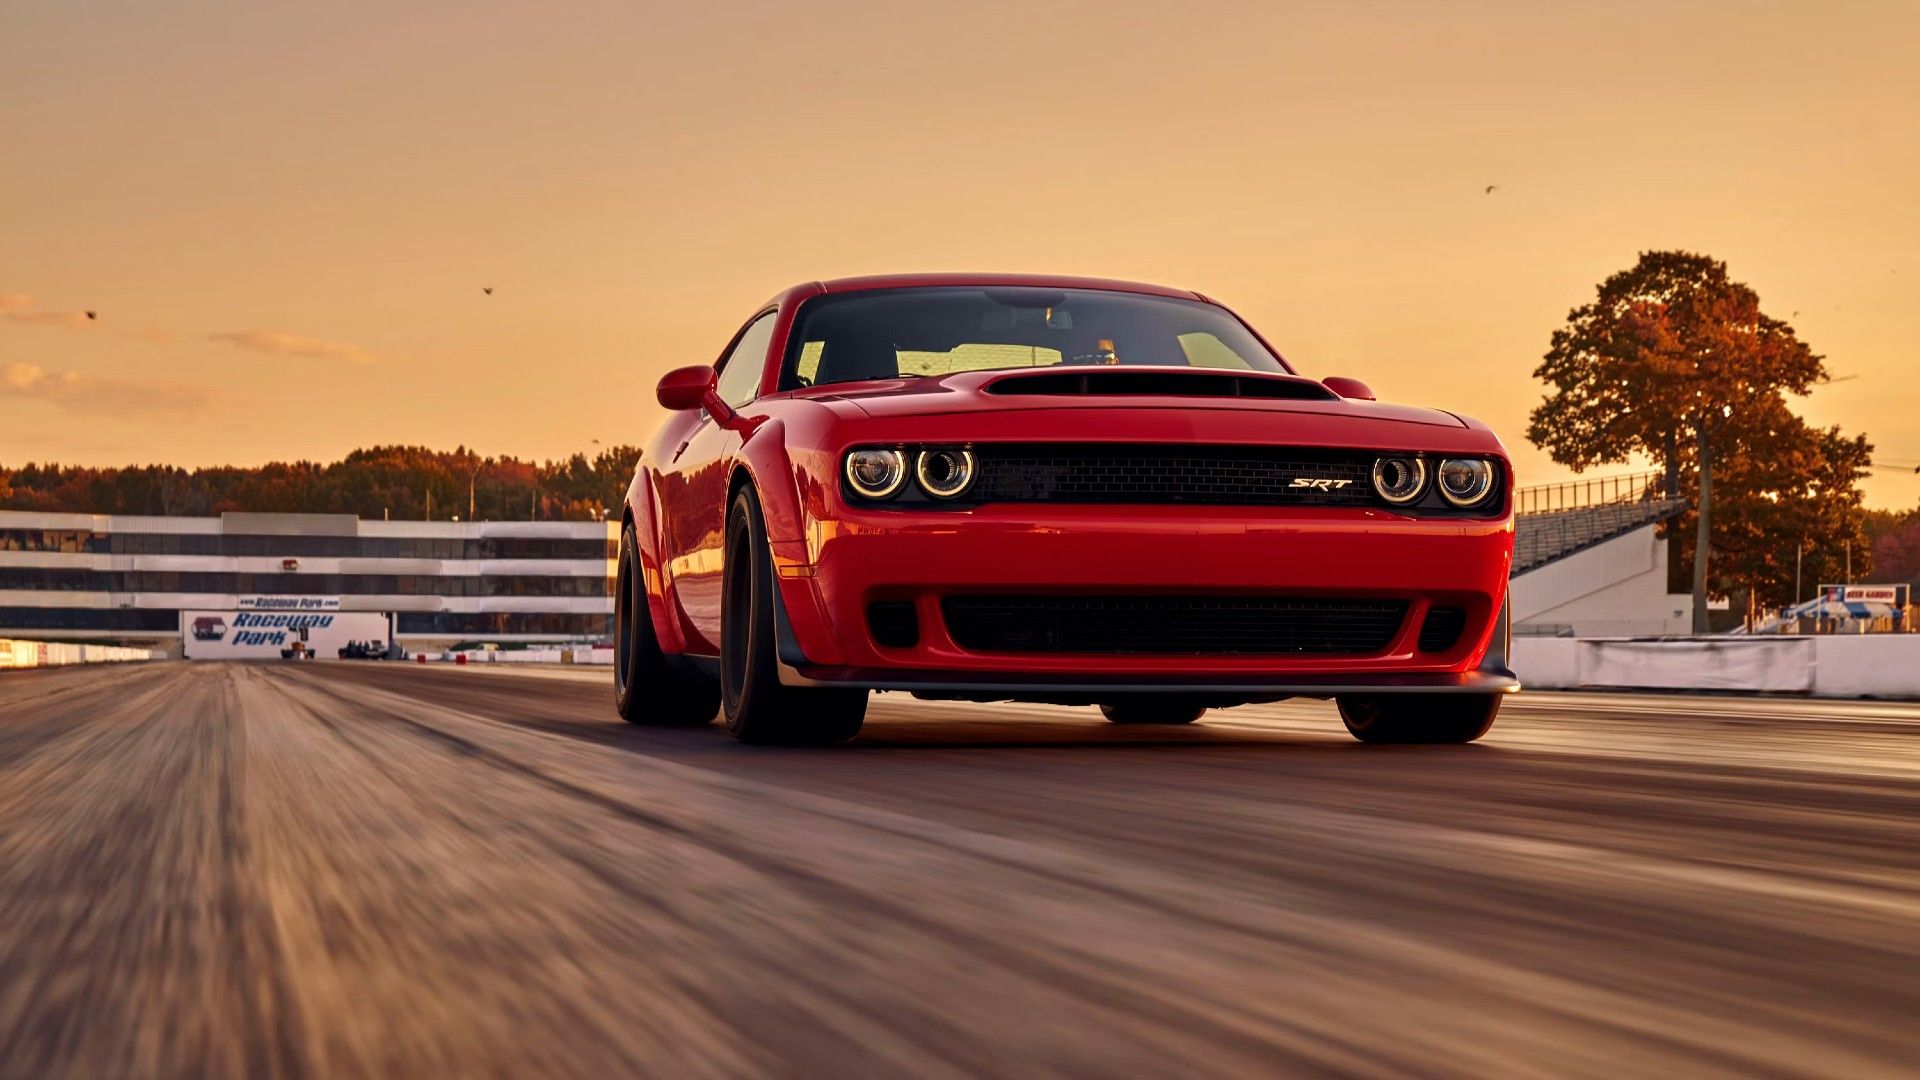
[0,607,179,631]
[714,313,776,408]
[395,612,614,636]
[780,287,1287,390]
[0,567,611,598]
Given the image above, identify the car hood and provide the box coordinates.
[802,367,1467,429]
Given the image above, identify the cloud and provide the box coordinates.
[0,294,94,330]
[123,322,177,345]
[12,310,92,329]
[209,329,379,364]
[0,361,213,420]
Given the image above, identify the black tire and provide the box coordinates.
[1099,701,1207,725]
[1335,693,1501,744]
[720,487,866,745]
[615,522,720,726]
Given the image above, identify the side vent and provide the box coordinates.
[866,601,920,649]
[1418,607,1468,652]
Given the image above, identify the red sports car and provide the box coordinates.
[618,274,1517,745]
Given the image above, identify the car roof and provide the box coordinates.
[807,273,1206,302]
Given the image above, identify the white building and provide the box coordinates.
[0,509,615,653]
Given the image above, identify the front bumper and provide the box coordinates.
[769,503,1516,696]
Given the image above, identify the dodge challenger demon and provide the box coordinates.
[617,274,1517,745]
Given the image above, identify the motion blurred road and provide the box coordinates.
[2,663,1916,1078]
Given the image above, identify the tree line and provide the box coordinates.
[1529,250,1908,624]
[0,444,643,523]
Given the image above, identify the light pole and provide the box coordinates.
[465,452,481,521]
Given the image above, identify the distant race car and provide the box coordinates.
[618,274,1517,745]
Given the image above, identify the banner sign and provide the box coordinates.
[1820,584,1909,605]
[236,595,342,611]
[182,609,389,660]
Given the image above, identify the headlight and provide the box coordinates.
[916,448,976,499]
[844,448,907,499]
[1371,456,1427,505]
[1436,458,1496,507]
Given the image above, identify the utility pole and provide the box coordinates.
[1691,419,1714,634]
[1795,541,1803,607]
[1664,428,1679,497]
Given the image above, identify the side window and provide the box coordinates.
[714,313,776,409]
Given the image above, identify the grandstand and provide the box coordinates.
[1510,472,1693,637]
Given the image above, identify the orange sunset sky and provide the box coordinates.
[4,1,1917,507]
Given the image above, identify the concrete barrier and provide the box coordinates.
[0,638,165,670]
[1812,636,1920,698]
[444,647,615,666]
[1512,635,1920,699]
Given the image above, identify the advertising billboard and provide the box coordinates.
[181,609,391,660]
[235,595,342,612]
[1819,584,1911,606]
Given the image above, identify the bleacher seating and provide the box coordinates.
[1514,498,1687,574]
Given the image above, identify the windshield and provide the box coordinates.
[779,286,1289,390]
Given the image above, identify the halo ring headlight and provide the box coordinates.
[916,448,977,499]
[845,448,907,499]
[1436,458,1497,507]
[1371,456,1428,505]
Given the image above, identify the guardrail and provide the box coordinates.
[439,646,615,666]
[1514,471,1667,515]
[1512,635,1920,698]
[0,638,165,670]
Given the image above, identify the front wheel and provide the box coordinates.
[1335,693,1501,744]
[720,486,867,745]
[615,523,720,726]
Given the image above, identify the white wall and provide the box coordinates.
[0,639,164,669]
[1511,524,1692,637]
[1513,635,1920,698]
[1811,637,1920,698]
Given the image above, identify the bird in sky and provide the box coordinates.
[482,287,494,295]
[1484,184,1498,194]
[84,310,96,320]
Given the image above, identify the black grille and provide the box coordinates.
[866,601,920,649]
[971,444,1375,507]
[942,595,1408,655]
[1418,606,1467,652]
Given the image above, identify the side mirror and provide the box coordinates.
[657,365,720,411]
[1322,376,1376,401]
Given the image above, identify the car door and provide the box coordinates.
[655,310,777,654]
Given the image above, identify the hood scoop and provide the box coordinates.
[982,368,1338,402]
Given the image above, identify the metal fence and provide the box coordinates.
[1514,471,1667,516]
